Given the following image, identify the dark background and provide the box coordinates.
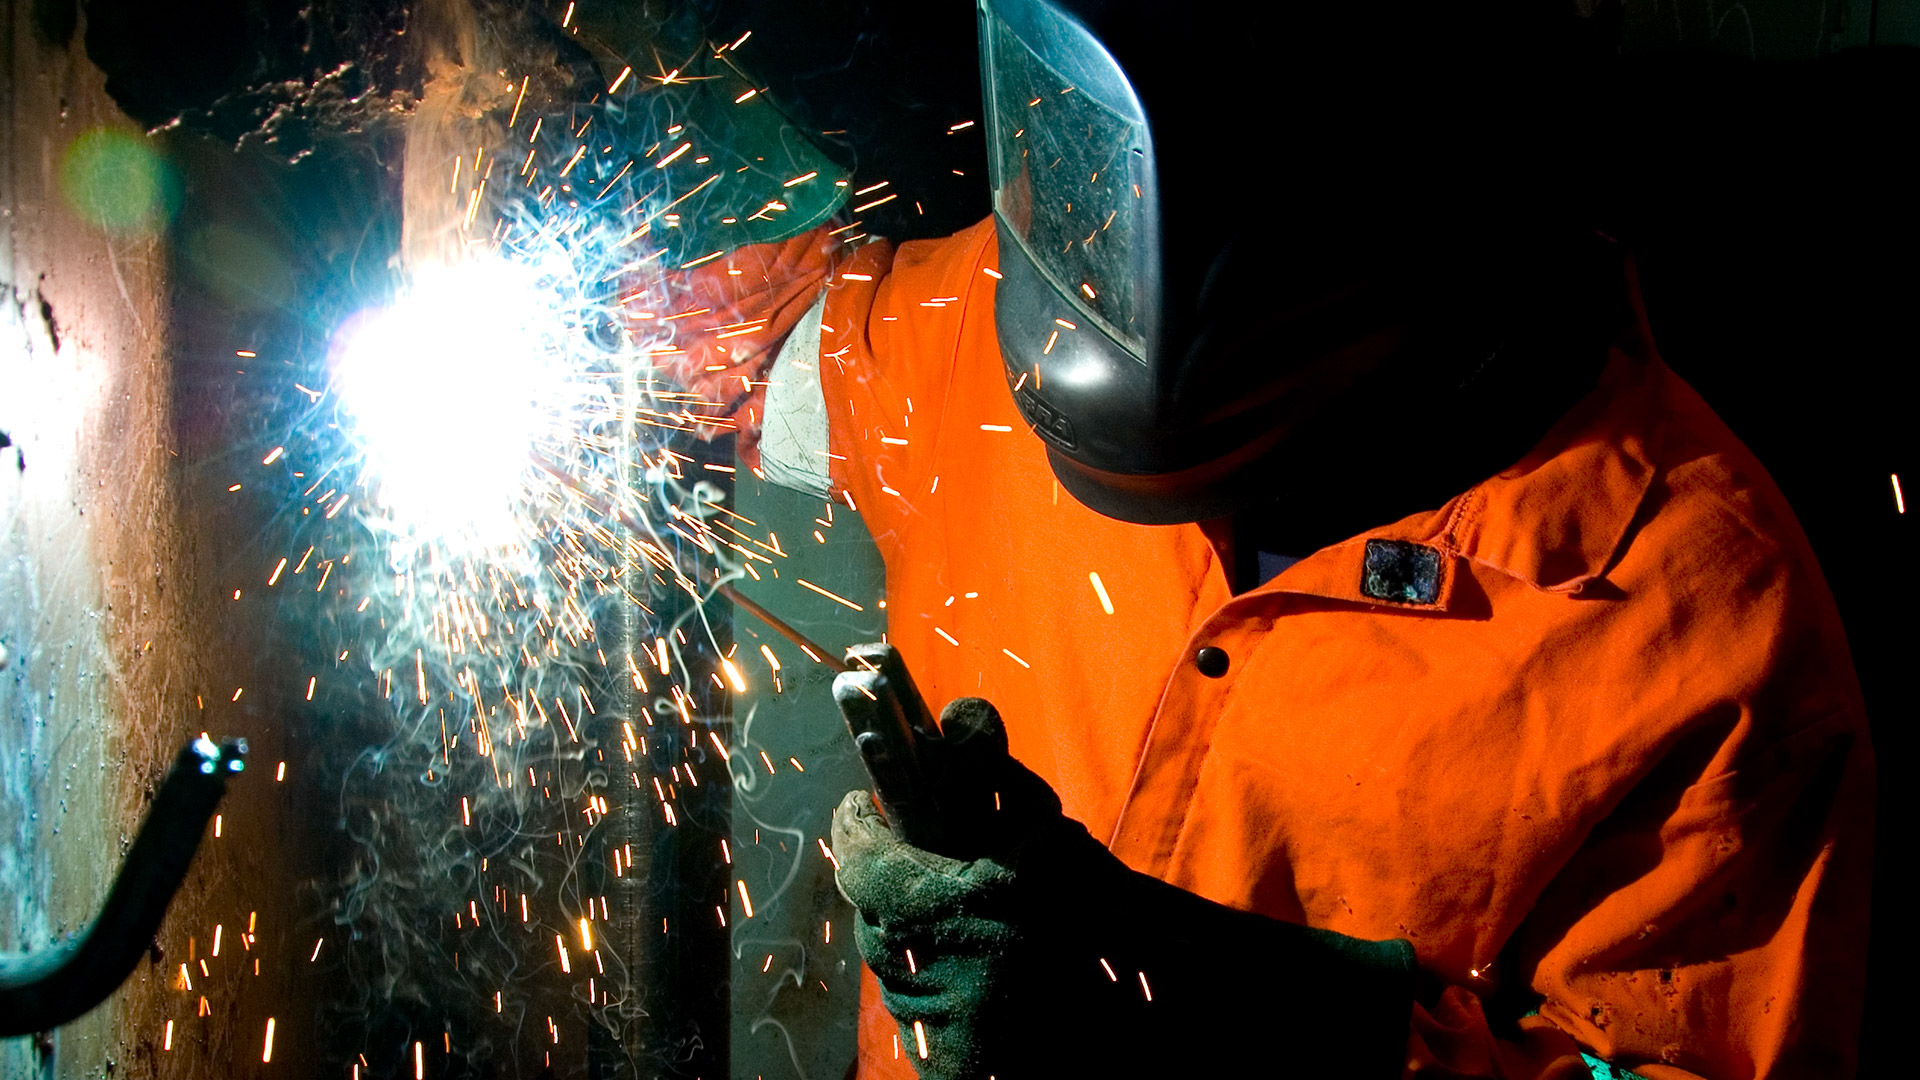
[63,0,1914,1073]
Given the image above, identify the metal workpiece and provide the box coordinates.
[0,737,245,1037]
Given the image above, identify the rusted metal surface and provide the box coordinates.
[0,4,291,1075]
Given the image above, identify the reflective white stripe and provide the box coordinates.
[759,290,833,498]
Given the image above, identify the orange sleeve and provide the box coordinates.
[638,227,844,471]
[814,218,1000,566]
[636,216,995,492]
[1407,703,1871,1080]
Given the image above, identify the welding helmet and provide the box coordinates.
[978,0,1621,524]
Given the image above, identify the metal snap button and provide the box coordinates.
[1194,646,1229,678]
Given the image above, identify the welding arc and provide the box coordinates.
[0,737,247,1035]
[528,453,851,672]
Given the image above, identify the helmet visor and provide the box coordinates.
[980,0,1153,358]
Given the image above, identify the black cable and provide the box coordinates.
[0,736,246,1036]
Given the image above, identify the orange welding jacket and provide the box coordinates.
[673,218,1873,1079]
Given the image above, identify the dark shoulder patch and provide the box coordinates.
[1362,539,1442,605]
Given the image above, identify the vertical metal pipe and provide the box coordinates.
[585,359,732,1077]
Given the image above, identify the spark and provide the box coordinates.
[1089,571,1115,614]
[795,577,865,611]
[1895,473,1906,513]
[262,1018,276,1063]
[852,193,898,213]
[508,77,529,128]
[262,446,285,465]
[608,66,633,94]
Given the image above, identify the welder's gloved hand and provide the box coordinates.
[830,698,1417,1079]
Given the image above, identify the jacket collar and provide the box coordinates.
[1440,345,1662,595]
[1245,342,1664,614]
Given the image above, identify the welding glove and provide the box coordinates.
[830,698,1416,1079]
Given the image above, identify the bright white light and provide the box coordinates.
[331,260,563,549]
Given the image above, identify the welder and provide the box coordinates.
[662,0,1874,1076]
